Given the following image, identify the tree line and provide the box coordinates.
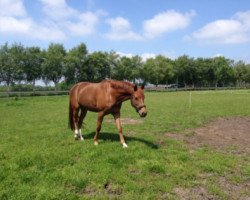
[0,42,250,91]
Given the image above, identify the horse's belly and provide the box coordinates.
[78,97,98,111]
[78,94,108,112]
[84,104,101,112]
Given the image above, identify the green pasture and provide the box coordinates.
[0,90,249,199]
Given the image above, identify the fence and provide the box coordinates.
[0,87,249,98]
[145,86,250,92]
[0,91,68,98]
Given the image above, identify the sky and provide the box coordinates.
[0,0,250,63]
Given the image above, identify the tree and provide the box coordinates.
[234,61,248,86]
[174,55,196,87]
[129,56,143,83]
[141,57,158,85]
[10,43,26,84]
[0,43,25,91]
[0,43,12,90]
[112,56,127,81]
[107,51,120,80]
[113,56,142,82]
[245,64,250,84]
[42,43,66,89]
[154,55,174,85]
[63,43,88,84]
[1,41,250,89]
[23,47,43,90]
[84,51,111,82]
[194,58,214,87]
[213,57,236,87]
[141,55,174,85]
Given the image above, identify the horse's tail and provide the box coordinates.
[68,87,76,131]
[68,99,74,130]
[68,82,86,130]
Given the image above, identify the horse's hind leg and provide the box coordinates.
[73,107,81,140]
[93,112,104,145]
[78,108,87,140]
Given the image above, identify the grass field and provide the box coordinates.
[0,90,250,199]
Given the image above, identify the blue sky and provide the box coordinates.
[1,0,250,63]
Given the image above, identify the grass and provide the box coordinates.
[0,90,249,199]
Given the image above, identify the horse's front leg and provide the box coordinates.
[113,112,128,148]
[94,112,104,145]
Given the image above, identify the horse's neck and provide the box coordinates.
[108,80,133,104]
[113,86,132,103]
[117,92,131,102]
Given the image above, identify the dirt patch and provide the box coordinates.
[105,117,144,125]
[166,116,250,154]
[81,186,99,196]
[173,187,215,200]
[218,177,250,200]
[172,180,250,200]
[104,182,123,197]
[165,117,250,200]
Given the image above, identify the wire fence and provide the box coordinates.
[0,90,68,98]
[145,86,250,92]
[0,87,249,98]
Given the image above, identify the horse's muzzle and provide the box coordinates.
[138,106,147,118]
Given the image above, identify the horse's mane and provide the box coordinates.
[103,80,134,92]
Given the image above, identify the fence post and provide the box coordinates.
[189,92,192,108]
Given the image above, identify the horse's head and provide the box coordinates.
[131,85,147,118]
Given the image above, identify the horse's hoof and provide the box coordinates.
[94,141,99,146]
[122,143,128,148]
[79,136,84,141]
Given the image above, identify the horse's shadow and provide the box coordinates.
[83,132,159,149]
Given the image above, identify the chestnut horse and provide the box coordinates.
[68,80,147,148]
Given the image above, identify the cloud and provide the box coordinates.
[140,53,157,62]
[0,0,66,41]
[105,10,195,41]
[116,51,155,62]
[235,10,250,28]
[116,52,176,62]
[39,0,105,37]
[140,52,177,61]
[0,0,103,41]
[0,0,27,17]
[116,51,134,58]
[191,10,250,44]
[143,10,196,39]
[39,0,77,21]
[66,12,100,36]
[31,22,66,40]
[105,17,142,40]
[0,17,66,40]
[0,16,31,33]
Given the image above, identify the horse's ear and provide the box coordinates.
[141,84,145,90]
[134,85,138,91]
